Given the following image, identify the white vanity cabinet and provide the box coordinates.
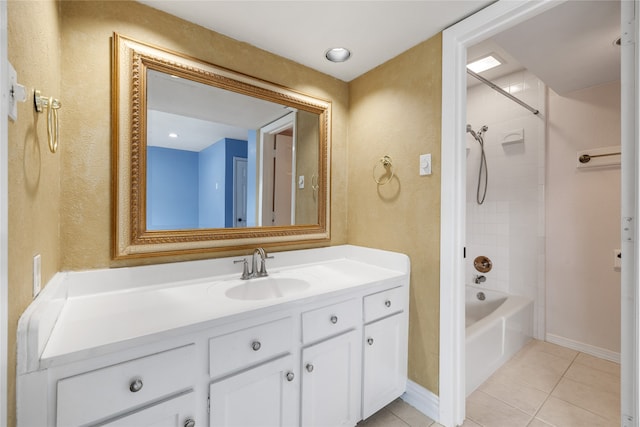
[17,245,410,427]
[300,299,362,427]
[362,287,409,419]
[209,355,298,427]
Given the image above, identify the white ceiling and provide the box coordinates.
[138,0,494,82]
[141,0,621,150]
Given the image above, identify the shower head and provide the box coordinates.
[466,124,477,139]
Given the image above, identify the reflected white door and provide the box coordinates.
[273,134,293,226]
[233,157,248,228]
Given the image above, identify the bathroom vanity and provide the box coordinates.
[17,245,409,427]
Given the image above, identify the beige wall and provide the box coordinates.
[7,1,62,425]
[546,81,621,353]
[348,35,442,394]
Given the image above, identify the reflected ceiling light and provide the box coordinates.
[467,54,503,73]
[168,132,178,138]
[325,47,351,63]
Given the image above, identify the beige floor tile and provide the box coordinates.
[574,353,620,376]
[358,408,409,427]
[387,399,435,427]
[459,419,482,427]
[551,377,620,423]
[527,417,554,427]
[466,390,532,427]
[517,339,579,361]
[515,347,574,377]
[490,360,562,393]
[536,396,611,427]
[479,375,549,415]
[564,361,620,395]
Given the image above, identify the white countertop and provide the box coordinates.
[18,245,410,372]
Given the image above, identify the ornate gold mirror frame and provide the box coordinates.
[112,33,331,259]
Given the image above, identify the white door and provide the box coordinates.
[620,1,639,425]
[362,313,406,419]
[209,355,297,427]
[233,157,248,228]
[301,330,361,427]
[272,134,293,226]
[102,392,196,427]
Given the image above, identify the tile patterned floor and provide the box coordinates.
[359,340,620,427]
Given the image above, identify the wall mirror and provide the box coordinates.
[112,33,331,259]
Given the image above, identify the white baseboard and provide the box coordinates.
[545,333,620,363]
[401,380,440,423]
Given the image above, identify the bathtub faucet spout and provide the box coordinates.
[474,275,486,284]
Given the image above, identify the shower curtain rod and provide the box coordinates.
[467,69,540,116]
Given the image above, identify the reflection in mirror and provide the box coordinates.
[112,34,330,258]
[145,70,320,230]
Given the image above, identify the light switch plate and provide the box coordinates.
[419,153,432,176]
[298,175,305,189]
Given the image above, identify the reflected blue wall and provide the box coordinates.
[147,146,199,230]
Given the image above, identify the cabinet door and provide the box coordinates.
[362,313,407,419]
[209,355,297,427]
[101,391,195,427]
[301,329,361,427]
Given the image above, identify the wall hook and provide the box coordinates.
[34,90,61,153]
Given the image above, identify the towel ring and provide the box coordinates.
[373,155,394,185]
[34,90,62,153]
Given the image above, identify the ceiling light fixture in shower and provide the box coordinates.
[467,54,503,74]
[325,47,351,63]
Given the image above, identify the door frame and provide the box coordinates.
[0,1,8,424]
[439,0,638,426]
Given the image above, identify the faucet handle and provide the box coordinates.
[234,258,251,280]
[257,254,274,277]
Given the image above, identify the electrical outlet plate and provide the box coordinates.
[33,254,41,298]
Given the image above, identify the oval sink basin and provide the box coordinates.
[224,277,311,301]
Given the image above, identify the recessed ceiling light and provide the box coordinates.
[325,47,351,63]
[467,54,503,74]
[168,133,178,138]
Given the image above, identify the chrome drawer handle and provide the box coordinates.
[367,338,374,346]
[129,378,143,393]
[184,418,196,427]
[251,341,261,351]
[306,363,314,373]
[385,300,391,308]
[330,315,338,324]
[286,371,295,382]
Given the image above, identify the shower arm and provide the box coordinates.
[467,69,540,116]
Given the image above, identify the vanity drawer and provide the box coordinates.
[302,298,360,344]
[56,344,196,427]
[364,286,405,323]
[209,317,292,378]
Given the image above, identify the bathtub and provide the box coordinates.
[465,285,533,396]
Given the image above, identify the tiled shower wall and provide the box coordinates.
[466,70,546,338]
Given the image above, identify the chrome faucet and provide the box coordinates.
[234,247,273,280]
[473,274,486,284]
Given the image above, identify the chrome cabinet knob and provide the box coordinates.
[367,338,374,346]
[385,300,391,308]
[306,363,314,373]
[184,418,196,427]
[286,371,295,382]
[129,378,143,393]
[330,315,338,324]
[251,341,261,351]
